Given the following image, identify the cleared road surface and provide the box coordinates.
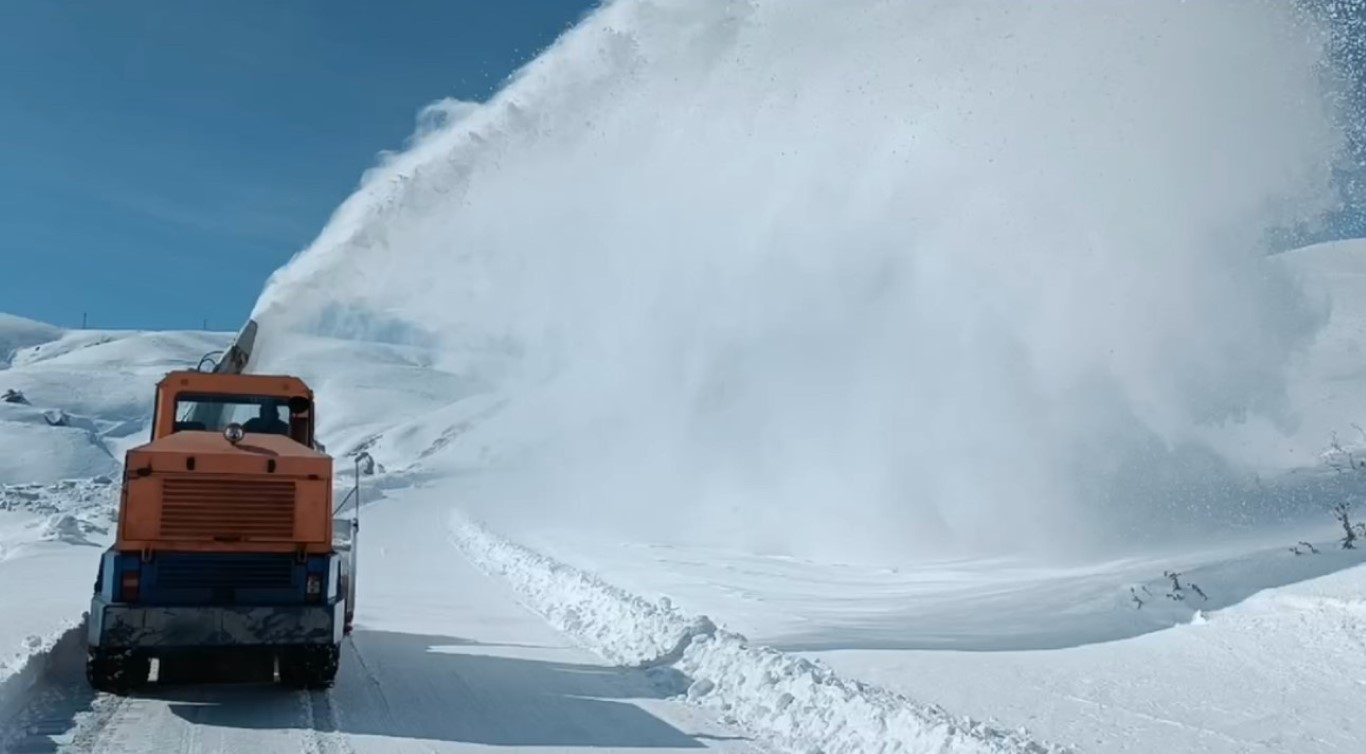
[4,490,763,753]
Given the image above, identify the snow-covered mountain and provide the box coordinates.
[0,240,1365,754]
[5,0,1366,750]
[0,319,232,485]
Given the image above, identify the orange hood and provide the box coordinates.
[125,431,331,479]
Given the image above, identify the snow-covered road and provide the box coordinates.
[2,489,762,754]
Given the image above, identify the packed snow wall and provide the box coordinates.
[250,0,1360,561]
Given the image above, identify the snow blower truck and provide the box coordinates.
[84,320,360,693]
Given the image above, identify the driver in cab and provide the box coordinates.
[242,400,290,436]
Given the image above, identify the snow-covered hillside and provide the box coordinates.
[6,0,1366,751]
[0,319,495,487]
[0,315,61,370]
[3,237,1366,753]
[0,318,231,484]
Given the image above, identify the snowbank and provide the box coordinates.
[0,315,62,370]
[0,622,84,753]
[0,479,118,535]
[450,515,1070,754]
[451,516,715,667]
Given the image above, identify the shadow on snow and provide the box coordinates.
[4,628,726,751]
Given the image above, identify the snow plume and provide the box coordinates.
[252,0,1353,561]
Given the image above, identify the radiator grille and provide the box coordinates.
[156,557,295,589]
[159,477,296,540]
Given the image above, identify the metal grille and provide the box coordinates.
[159,477,296,540]
[155,557,295,589]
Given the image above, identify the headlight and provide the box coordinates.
[224,423,245,444]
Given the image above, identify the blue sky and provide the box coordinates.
[0,0,597,330]
[2,2,1364,331]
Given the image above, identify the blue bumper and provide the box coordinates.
[88,596,345,650]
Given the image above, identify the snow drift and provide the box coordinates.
[451,513,1070,754]
[250,0,1357,560]
[0,623,85,753]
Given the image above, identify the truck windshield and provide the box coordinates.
[173,393,293,436]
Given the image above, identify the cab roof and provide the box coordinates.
[158,370,313,397]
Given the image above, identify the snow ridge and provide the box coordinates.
[450,515,1071,754]
[450,516,715,667]
[0,622,84,753]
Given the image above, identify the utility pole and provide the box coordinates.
[81,312,87,329]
